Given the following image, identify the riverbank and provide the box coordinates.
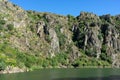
[0,66,28,74]
[0,65,112,74]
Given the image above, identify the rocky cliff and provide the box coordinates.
[0,0,120,73]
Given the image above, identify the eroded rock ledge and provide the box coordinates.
[0,66,28,74]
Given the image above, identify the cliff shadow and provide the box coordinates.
[53,75,120,80]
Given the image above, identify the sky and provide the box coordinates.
[9,0,120,16]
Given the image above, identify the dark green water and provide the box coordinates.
[0,68,120,80]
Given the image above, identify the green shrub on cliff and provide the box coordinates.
[7,24,14,31]
[0,20,6,25]
[0,63,6,71]
[0,60,6,71]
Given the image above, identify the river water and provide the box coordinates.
[0,68,120,80]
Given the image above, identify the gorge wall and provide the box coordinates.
[0,0,120,72]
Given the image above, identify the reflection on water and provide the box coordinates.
[53,75,120,80]
[0,68,120,80]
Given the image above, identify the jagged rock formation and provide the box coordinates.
[0,0,120,73]
[73,12,120,67]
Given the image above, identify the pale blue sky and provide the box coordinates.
[9,0,120,16]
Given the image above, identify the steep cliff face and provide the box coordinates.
[72,12,120,67]
[0,1,120,72]
[76,12,102,58]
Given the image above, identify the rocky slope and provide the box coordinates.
[0,0,120,73]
